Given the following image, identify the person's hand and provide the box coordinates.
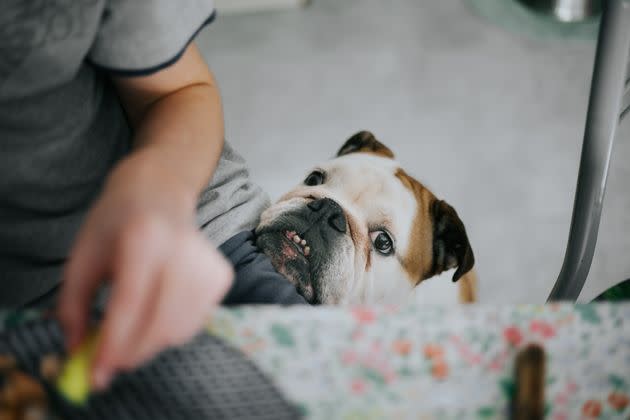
[57,150,234,390]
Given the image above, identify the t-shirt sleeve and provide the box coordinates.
[87,0,216,75]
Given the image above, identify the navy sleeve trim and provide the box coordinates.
[88,10,217,77]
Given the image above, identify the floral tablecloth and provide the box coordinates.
[2,304,630,419]
[206,304,630,420]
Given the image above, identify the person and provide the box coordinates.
[0,0,304,391]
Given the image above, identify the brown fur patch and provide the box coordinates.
[365,243,372,271]
[356,148,395,159]
[343,208,372,272]
[458,270,477,303]
[396,168,476,303]
[395,169,436,286]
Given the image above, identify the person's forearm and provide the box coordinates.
[113,82,224,218]
[107,44,224,221]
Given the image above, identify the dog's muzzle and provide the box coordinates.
[256,197,348,303]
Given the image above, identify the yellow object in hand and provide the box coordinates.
[55,332,99,405]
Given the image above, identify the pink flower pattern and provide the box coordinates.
[202,304,630,419]
[530,319,556,338]
[5,302,629,419]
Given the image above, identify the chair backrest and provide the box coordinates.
[548,0,630,301]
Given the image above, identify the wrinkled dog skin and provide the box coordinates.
[256,131,477,305]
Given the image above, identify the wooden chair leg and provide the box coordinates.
[512,344,546,420]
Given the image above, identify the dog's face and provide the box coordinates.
[256,131,474,304]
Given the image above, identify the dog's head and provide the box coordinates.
[256,131,474,304]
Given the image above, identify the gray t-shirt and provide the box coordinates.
[0,0,269,307]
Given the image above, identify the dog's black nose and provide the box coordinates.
[307,198,347,233]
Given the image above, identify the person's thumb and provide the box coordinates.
[58,224,111,351]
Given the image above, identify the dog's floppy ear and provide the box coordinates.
[430,200,474,282]
[337,131,395,158]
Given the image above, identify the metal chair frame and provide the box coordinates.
[548,0,630,301]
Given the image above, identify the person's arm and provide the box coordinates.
[58,43,233,390]
[113,43,224,205]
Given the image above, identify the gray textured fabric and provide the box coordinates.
[0,0,269,307]
[197,143,270,247]
[0,318,302,419]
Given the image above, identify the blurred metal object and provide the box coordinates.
[548,0,630,301]
[214,0,309,14]
[517,0,603,21]
[622,75,630,119]
[468,0,600,40]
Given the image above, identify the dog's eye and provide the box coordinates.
[304,170,325,186]
[370,231,394,256]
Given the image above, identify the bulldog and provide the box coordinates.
[255,131,477,305]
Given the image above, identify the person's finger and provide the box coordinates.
[57,216,111,351]
[90,217,166,390]
[130,232,233,366]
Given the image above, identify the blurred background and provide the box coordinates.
[196,0,630,303]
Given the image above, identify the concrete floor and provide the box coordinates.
[196,0,630,303]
